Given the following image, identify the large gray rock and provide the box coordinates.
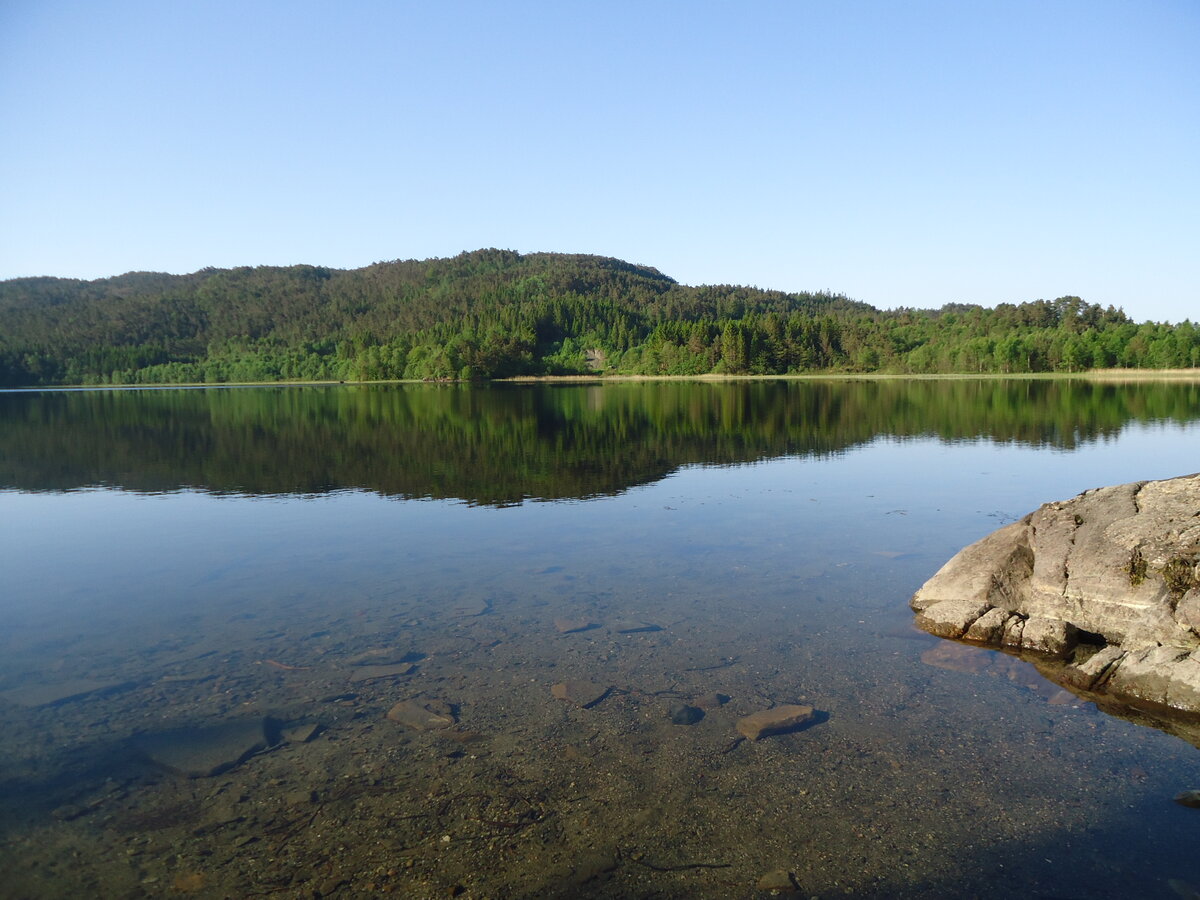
[912,473,1200,710]
[132,718,275,777]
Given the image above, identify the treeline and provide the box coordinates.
[0,249,1195,386]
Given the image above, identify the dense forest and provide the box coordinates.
[0,248,1196,386]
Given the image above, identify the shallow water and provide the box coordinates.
[2,379,1200,898]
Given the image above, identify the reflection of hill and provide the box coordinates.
[1,379,1197,504]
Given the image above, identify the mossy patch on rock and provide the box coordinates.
[1127,546,1148,586]
[1164,554,1200,598]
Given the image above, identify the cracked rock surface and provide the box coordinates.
[912,473,1200,710]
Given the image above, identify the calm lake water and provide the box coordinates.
[2,378,1200,898]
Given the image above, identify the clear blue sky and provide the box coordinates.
[1,1,1196,322]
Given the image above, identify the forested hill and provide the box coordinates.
[0,248,1195,386]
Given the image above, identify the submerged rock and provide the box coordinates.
[694,691,730,710]
[921,642,1079,702]
[133,718,274,777]
[736,705,815,741]
[0,678,130,708]
[346,648,414,666]
[349,663,415,682]
[571,848,619,885]
[912,473,1200,711]
[451,598,491,618]
[386,699,456,731]
[668,703,704,725]
[172,872,207,893]
[615,622,663,634]
[554,617,599,634]
[282,722,321,743]
[1174,790,1200,808]
[757,869,799,892]
[551,680,610,708]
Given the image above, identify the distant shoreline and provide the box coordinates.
[501,370,1200,383]
[1081,368,1200,380]
[5,369,1200,391]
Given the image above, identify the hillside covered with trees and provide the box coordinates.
[0,249,1196,386]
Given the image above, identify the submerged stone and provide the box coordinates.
[736,705,815,741]
[346,648,414,666]
[615,622,663,634]
[554,617,599,634]
[132,718,273,777]
[349,663,415,682]
[451,599,491,617]
[694,691,730,710]
[282,722,321,743]
[571,848,619,886]
[668,703,704,725]
[0,678,129,708]
[1174,790,1200,808]
[757,869,799,892]
[551,681,610,708]
[386,699,456,731]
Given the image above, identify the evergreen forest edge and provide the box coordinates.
[1,248,1196,387]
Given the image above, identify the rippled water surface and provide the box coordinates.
[2,379,1200,898]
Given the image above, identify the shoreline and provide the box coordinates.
[3,368,1199,391]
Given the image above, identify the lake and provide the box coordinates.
[2,378,1200,898]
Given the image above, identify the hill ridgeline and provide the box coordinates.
[1,248,1195,386]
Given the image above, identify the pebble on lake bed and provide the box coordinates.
[736,705,815,741]
[1174,790,1200,808]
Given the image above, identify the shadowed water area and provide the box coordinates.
[2,378,1200,898]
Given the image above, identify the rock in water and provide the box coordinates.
[757,869,799,892]
[615,622,662,634]
[736,705,815,741]
[694,691,730,710]
[551,681,610,708]
[554,617,599,634]
[1174,790,1200,808]
[668,703,704,725]
[571,848,619,885]
[912,473,1200,711]
[451,599,491,618]
[133,718,273,777]
[386,699,456,731]
[346,648,413,666]
[282,722,321,744]
[914,599,991,640]
[0,678,129,708]
[349,663,415,682]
